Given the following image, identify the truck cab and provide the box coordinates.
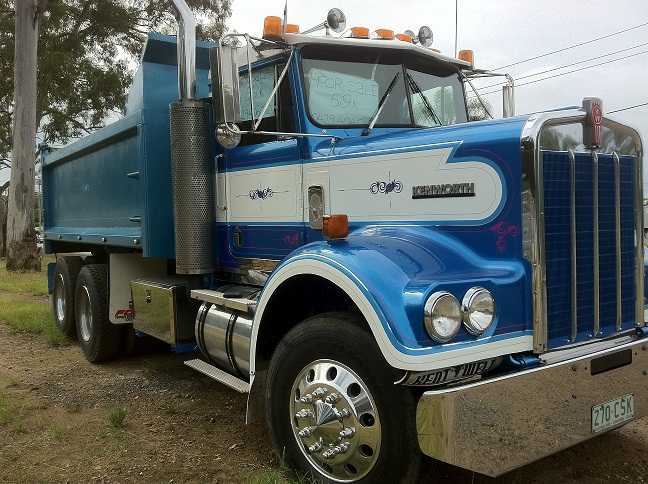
[41,3,648,483]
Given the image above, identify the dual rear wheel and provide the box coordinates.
[51,257,122,362]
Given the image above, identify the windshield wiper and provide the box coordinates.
[405,72,443,127]
[362,72,401,136]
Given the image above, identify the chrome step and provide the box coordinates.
[191,288,256,315]
[184,359,250,393]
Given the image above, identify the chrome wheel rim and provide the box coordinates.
[54,273,65,323]
[290,359,381,482]
[78,285,93,342]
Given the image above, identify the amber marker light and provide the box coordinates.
[396,33,413,43]
[373,28,395,40]
[263,16,283,41]
[285,23,300,34]
[350,26,370,39]
[458,49,474,66]
[322,215,349,240]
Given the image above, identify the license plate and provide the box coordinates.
[591,394,634,433]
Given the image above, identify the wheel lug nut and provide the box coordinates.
[339,427,355,438]
[312,387,328,397]
[295,409,313,419]
[334,408,350,419]
[300,393,313,403]
[325,393,339,404]
[308,442,322,453]
[298,427,314,438]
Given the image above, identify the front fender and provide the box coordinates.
[250,225,532,373]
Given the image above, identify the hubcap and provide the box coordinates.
[78,285,93,342]
[290,359,381,482]
[54,274,65,323]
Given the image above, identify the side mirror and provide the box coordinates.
[210,44,241,125]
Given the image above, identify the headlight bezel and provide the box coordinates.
[423,291,463,343]
[461,286,496,335]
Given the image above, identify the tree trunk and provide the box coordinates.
[6,0,41,272]
[0,195,7,259]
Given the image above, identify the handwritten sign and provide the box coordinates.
[307,67,379,125]
[240,65,276,121]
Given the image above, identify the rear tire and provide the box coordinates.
[266,312,421,483]
[74,264,122,362]
[52,256,84,338]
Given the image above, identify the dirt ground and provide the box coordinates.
[2,293,648,483]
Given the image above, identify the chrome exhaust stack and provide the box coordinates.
[169,0,214,275]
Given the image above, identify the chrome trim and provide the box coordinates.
[568,149,578,342]
[635,142,645,326]
[614,152,623,332]
[592,151,601,336]
[417,336,648,477]
[169,0,197,100]
[521,108,645,352]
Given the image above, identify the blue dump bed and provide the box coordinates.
[42,33,213,259]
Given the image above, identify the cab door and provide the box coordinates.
[222,61,305,264]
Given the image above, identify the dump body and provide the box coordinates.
[42,34,213,259]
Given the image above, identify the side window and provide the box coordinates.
[239,65,276,121]
[237,63,294,146]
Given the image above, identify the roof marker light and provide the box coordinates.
[285,23,300,34]
[396,33,413,43]
[350,26,370,39]
[458,49,474,66]
[373,29,395,40]
[263,16,283,41]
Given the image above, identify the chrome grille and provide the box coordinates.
[541,149,639,349]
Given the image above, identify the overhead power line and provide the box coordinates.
[608,102,648,114]
[469,49,648,98]
[492,21,648,71]
[477,41,648,92]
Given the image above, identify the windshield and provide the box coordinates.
[301,45,468,129]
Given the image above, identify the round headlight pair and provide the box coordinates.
[424,287,495,343]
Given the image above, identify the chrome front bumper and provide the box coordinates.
[416,337,648,477]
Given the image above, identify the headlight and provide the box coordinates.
[462,287,495,335]
[424,291,462,343]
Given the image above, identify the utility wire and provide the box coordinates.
[469,49,648,98]
[608,102,648,114]
[492,21,648,71]
[477,41,648,92]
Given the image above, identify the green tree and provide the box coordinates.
[0,0,231,165]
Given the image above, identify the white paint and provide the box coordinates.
[225,164,302,222]
[249,258,533,373]
[221,145,504,224]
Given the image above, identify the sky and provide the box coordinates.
[2,0,647,186]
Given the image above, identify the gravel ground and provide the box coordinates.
[2,307,648,483]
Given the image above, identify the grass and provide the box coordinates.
[0,293,68,347]
[0,257,68,347]
[0,256,52,296]
[46,423,66,441]
[0,391,20,427]
[108,407,128,429]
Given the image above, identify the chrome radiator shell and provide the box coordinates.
[170,100,214,275]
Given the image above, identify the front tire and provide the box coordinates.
[266,312,421,483]
[74,264,122,362]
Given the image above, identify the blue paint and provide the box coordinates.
[42,33,215,259]
[262,225,530,355]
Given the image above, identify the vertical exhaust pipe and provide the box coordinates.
[170,0,197,100]
[169,0,215,275]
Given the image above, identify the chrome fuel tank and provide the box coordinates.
[195,302,252,377]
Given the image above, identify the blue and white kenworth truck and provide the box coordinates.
[41,1,648,482]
